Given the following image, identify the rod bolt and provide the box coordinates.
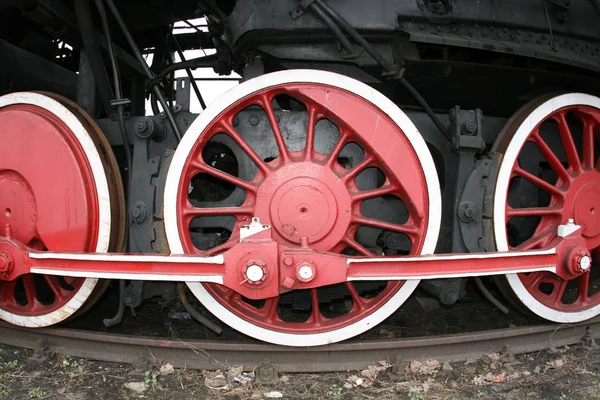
[244,260,266,284]
[0,251,13,274]
[281,276,295,289]
[135,118,155,139]
[283,256,294,266]
[130,202,148,224]
[577,251,592,272]
[296,261,315,283]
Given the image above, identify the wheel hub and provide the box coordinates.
[570,176,600,239]
[0,170,37,245]
[260,162,351,247]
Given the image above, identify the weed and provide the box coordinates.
[327,384,343,396]
[28,387,46,399]
[5,360,18,368]
[408,389,424,400]
[144,371,158,388]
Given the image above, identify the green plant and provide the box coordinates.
[28,387,46,399]
[144,371,158,388]
[327,384,343,396]
[5,360,18,368]
[408,389,424,400]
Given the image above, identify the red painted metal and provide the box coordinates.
[504,105,600,312]
[175,83,432,333]
[0,222,590,300]
[0,104,97,316]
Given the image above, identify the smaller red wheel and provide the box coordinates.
[0,92,124,327]
[494,93,600,322]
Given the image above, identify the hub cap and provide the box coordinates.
[494,93,600,322]
[165,70,441,346]
[0,92,124,326]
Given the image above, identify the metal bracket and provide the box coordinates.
[240,217,271,240]
[175,78,191,112]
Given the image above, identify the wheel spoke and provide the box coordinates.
[520,272,545,288]
[352,184,397,201]
[189,160,257,193]
[262,297,280,322]
[353,215,419,237]
[343,155,375,182]
[22,275,37,307]
[326,131,350,168]
[205,237,238,256]
[221,120,270,174]
[531,133,571,182]
[513,167,564,198]
[551,279,568,303]
[578,271,590,302]
[554,112,582,173]
[310,289,321,323]
[582,116,595,170]
[506,206,562,218]
[183,205,254,218]
[345,282,366,311]
[343,237,373,256]
[513,228,553,251]
[260,94,290,162]
[305,106,316,161]
[44,276,67,298]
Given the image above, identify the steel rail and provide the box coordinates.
[0,319,597,373]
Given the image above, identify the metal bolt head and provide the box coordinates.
[281,276,295,289]
[567,218,575,225]
[249,116,259,126]
[0,251,13,274]
[298,265,314,280]
[246,264,265,282]
[283,256,294,266]
[579,254,591,271]
[296,262,315,283]
[135,120,148,133]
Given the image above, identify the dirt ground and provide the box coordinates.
[0,340,599,400]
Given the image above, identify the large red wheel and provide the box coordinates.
[494,93,600,322]
[0,92,125,327]
[164,70,441,346]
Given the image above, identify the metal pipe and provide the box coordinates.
[94,0,132,184]
[475,277,509,315]
[314,0,450,141]
[103,280,127,327]
[172,32,208,110]
[306,2,355,56]
[177,283,223,335]
[103,0,183,141]
[147,55,217,90]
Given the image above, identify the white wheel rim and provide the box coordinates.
[494,92,600,323]
[0,92,111,327]
[164,69,442,346]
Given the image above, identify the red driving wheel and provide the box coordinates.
[164,70,441,346]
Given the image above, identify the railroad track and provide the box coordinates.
[0,319,598,373]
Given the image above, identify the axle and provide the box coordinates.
[0,219,591,300]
